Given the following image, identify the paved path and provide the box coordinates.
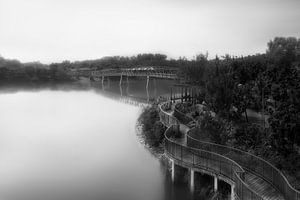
[245,173,284,200]
[167,110,285,200]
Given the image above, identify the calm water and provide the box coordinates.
[0,80,198,200]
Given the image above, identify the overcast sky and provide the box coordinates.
[0,0,299,63]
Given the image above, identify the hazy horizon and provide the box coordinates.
[1,0,300,63]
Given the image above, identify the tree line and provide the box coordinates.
[0,58,72,82]
[0,53,188,82]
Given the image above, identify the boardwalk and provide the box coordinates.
[245,173,284,200]
[159,101,299,200]
[70,66,180,80]
[171,131,284,200]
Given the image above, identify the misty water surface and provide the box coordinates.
[0,80,198,200]
[0,91,160,200]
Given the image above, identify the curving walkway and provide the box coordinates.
[159,101,299,200]
[172,127,284,200]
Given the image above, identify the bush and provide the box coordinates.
[231,123,264,151]
[138,105,166,147]
[196,112,229,144]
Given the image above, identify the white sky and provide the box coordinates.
[0,0,300,63]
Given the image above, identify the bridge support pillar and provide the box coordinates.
[231,185,235,200]
[171,159,175,182]
[190,169,195,192]
[146,76,149,89]
[214,175,218,192]
[119,74,123,85]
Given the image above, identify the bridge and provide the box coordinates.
[91,67,180,89]
[69,67,181,89]
[90,67,179,80]
[159,101,300,200]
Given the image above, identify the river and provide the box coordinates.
[0,79,204,200]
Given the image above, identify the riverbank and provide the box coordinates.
[137,104,226,200]
[136,104,166,156]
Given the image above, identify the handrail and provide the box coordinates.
[161,101,300,200]
[165,125,264,199]
[187,129,300,200]
[91,68,179,77]
[160,103,263,199]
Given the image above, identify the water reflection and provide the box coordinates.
[96,77,173,103]
[0,80,200,200]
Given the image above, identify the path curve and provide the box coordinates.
[159,101,300,200]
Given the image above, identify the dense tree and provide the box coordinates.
[179,53,208,84]
[233,83,253,122]
[175,37,299,187]
[264,37,300,152]
[205,57,235,115]
[232,123,264,151]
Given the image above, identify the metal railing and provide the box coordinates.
[187,130,300,200]
[163,122,263,199]
[90,67,179,79]
[159,101,300,200]
[159,102,179,127]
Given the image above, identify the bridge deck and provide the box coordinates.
[72,66,181,80]
[169,120,285,200]
[245,173,284,200]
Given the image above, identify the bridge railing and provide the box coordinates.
[187,129,300,200]
[159,102,179,126]
[166,101,300,200]
[90,67,179,79]
[164,124,263,200]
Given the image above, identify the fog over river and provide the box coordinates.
[0,80,204,200]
